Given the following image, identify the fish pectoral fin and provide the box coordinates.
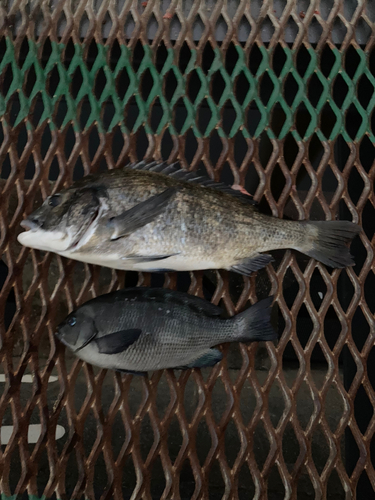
[176,349,223,369]
[94,328,142,355]
[122,253,179,263]
[230,253,274,276]
[108,187,178,240]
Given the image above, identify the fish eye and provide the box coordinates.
[48,195,61,207]
[67,317,77,327]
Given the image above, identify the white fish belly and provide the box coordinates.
[57,251,222,272]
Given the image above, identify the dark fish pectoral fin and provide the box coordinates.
[94,328,142,354]
[230,254,274,276]
[176,349,223,369]
[107,187,178,240]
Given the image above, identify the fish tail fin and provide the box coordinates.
[300,220,361,268]
[233,296,277,343]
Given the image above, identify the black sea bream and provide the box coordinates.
[18,161,361,275]
[55,288,277,374]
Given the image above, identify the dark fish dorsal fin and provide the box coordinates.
[92,287,223,318]
[124,161,258,206]
[94,328,142,355]
[143,288,223,317]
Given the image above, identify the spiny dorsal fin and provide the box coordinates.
[124,161,257,205]
[91,287,223,318]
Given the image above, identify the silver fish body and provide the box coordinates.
[18,161,361,275]
[55,287,276,373]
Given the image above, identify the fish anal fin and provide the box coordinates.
[176,348,223,369]
[94,328,142,355]
[230,254,274,276]
[108,187,177,240]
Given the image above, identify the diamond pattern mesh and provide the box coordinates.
[0,1,374,499]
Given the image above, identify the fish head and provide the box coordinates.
[17,186,106,252]
[56,307,98,352]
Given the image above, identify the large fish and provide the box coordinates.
[18,161,360,275]
[55,287,276,373]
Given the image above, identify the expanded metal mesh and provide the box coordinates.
[0,0,374,499]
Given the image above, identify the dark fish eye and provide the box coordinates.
[48,195,61,207]
[67,317,77,327]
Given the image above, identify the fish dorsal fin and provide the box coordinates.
[94,287,223,318]
[146,288,223,317]
[124,161,257,206]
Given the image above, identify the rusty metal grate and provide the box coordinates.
[0,0,374,498]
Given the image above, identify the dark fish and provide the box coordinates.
[55,287,277,374]
[18,161,361,275]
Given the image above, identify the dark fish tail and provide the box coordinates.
[300,220,361,268]
[233,296,277,343]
